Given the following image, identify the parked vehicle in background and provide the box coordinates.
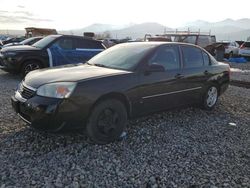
[0,41,3,49]
[25,27,57,37]
[2,37,26,45]
[216,41,239,58]
[144,31,225,61]
[2,36,43,48]
[11,42,230,144]
[239,41,250,57]
[0,35,105,76]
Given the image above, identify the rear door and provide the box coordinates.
[47,37,77,66]
[74,39,105,63]
[179,45,207,103]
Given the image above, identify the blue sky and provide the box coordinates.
[1,0,250,30]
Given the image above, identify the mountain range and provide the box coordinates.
[60,18,250,40]
[1,18,250,41]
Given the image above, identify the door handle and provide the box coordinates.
[175,73,184,79]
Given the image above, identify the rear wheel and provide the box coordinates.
[21,60,42,77]
[201,85,219,110]
[86,99,127,144]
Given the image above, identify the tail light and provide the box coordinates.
[240,44,245,49]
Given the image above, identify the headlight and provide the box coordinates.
[37,82,77,99]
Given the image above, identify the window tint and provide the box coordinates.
[148,46,180,70]
[197,36,210,47]
[76,39,104,49]
[183,36,197,44]
[182,46,203,68]
[202,51,210,66]
[54,38,74,50]
[211,36,216,43]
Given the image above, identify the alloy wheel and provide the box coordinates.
[206,86,218,107]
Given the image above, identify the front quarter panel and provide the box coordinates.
[69,72,139,119]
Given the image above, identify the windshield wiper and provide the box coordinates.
[93,63,108,68]
[86,61,92,65]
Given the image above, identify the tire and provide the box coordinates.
[86,99,127,144]
[201,85,219,110]
[21,60,42,78]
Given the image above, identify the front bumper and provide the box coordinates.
[11,91,86,131]
[0,54,19,72]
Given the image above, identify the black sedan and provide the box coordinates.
[11,42,230,144]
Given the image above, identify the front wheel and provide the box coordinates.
[86,99,127,144]
[21,61,42,77]
[201,85,219,110]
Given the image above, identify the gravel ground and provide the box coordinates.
[0,70,250,187]
[228,61,250,71]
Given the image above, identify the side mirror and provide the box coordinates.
[147,63,165,72]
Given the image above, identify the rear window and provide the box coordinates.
[197,36,210,48]
[182,46,203,68]
[183,36,197,44]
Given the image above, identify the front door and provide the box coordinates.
[136,45,184,115]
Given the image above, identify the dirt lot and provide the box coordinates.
[0,69,249,187]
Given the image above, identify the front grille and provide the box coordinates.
[18,83,36,99]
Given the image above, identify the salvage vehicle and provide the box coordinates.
[2,36,43,48]
[239,41,250,57]
[2,37,26,45]
[145,31,225,61]
[0,35,105,76]
[11,42,230,144]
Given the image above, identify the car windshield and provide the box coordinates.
[88,43,156,71]
[32,36,57,49]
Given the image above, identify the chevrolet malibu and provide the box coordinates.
[11,42,230,144]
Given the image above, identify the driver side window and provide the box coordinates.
[148,45,180,70]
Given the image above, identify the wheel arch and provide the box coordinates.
[92,92,132,118]
[206,80,221,95]
[19,58,46,72]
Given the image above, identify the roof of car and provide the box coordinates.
[51,34,101,42]
[119,41,201,47]
[48,34,102,42]
[116,42,207,51]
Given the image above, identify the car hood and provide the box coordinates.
[24,64,132,88]
[1,45,40,52]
